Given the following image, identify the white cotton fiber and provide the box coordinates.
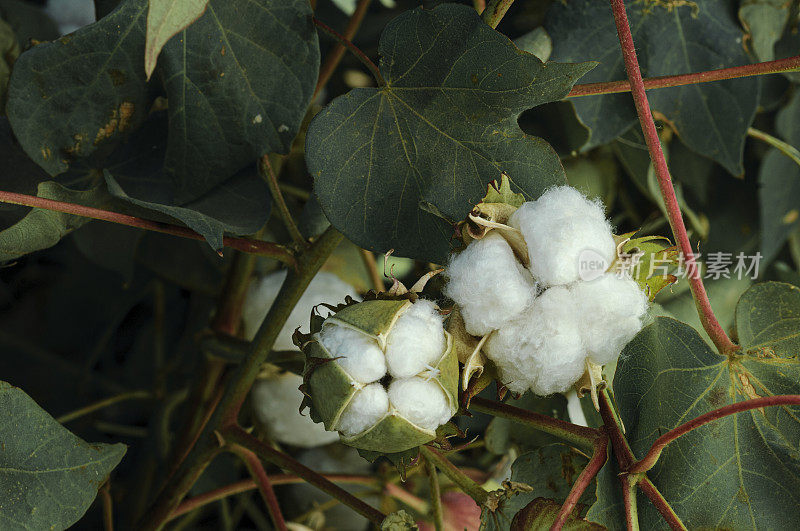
[570,273,648,365]
[384,300,446,378]
[510,186,616,287]
[337,383,390,437]
[319,323,386,384]
[444,232,537,336]
[251,372,340,448]
[388,377,453,431]
[243,270,360,350]
[486,286,586,396]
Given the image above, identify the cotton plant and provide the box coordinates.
[445,175,672,407]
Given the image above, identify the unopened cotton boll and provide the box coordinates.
[444,232,537,336]
[385,300,446,378]
[319,323,387,384]
[570,273,648,365]
[388,377,453,431]
[242,270,360,350]
[486,286,586,396]
[510,186,616,287]
[336,383,390,437]
[251,372,340,448]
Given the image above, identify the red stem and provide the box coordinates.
[550,431,609,531]
[631,395,800,474]
[314,0,372,98]
[620,475,637,531]
[608,0,736,356]
[637,477,686,531]
[568,56,800,98]
[313,17,384,86]
[597,389,635,468]
[0,190,296,266]
[229,445,288,531]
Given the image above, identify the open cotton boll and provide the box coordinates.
[388,377,453,431]
[570,273,648,365]
[319,323,387,384]
[510,187,616,287]
[251,372,340,448]
[337,383,390,437]
[242,270,360,350]
[385,300,446,378]
[486,286,586,396]
[444,232,537,336]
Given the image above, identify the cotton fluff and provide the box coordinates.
[388,377,453,431]
[319,323,387,384]
[337,383,390,437]
[510,186,616,287]
[569,273,648,365]
[384,300,447,378]
[242,270,360,350]
[251,372,339,448]
[486,286,586,396]
[444,232,537,336]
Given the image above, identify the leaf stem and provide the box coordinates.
[360,248,384,291]
[260,156,306,247]
[0,190,296,265]
[637,477,686,531]
[481,0,515,28]
[620,475,639,531]
[228,445,288,531]
[550,431,609,531]
[423,454,445,531]
[56,390,151,424]
[101,481,114,531]
[314,0,373,97]
[597,389,635,468]
[608,0,736,356]
[630,395,800,474]
[313,17,385,86]
[748,127,800,168]
[568,56,800,98]
[419,445,489,506]
[469,397,600,451]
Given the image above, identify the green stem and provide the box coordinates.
[748,127,800,168]
[621,475,639,531]
[419,446,489,506]
[481,0,515,28]
[260,155,306,247]
[56,391,152,423]
[423,455,444,531]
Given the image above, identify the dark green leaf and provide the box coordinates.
[306,4,594,262]
[0,0,60,45]
[0,381,126,530]
[735,281,800,356]
[511,498,604,531]
[739,0,790,62]
[0,16,20,112]
[547,0,759,175]
[144,0,209,79]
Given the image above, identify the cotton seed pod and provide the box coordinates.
[298,298,459,454]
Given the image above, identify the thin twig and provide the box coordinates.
[568,56,800,98]
[315,0,373,97]
[419,446,489,506]
[481,0,515,28]
[637,477,686,530]
[259,156,306,247]
[101,482,114,531]
[313,18,384,85]
[228,445,288,531]
[56,390,151,424]
[360,248,384,291]
[748,127,800,168]
[423,454,444,531]
[608,0,736,355]
[0,190,296,265]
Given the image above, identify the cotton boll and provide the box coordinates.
[337,383,390,437]
[510,187,616,287]
[444,232,537,336]
[486,286,586,396]
[251,372,340,448]
[385,300,446,378]
[242,270,360,350]
[319,323,387,384]
[570,273,648,365]
[388,377,453,431]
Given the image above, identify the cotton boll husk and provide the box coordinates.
[319,323,387,384]
[444,232,537,336]
[486,286,586,396]
[251,372,339,448]
[510,187,616,287]
[242,270,360,350]
[570,273,648,365]
[336,383,390,437]
[388,377,453,431]
[384,299,446,378]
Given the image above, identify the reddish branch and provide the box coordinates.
[608,0,736,355]
[568,55,800,98]
[315,0,373,97]
[229,445,288,531]
[631,395,800,474]
[313,17,384,86]
[0,190,296,265]
[637,477,686,531]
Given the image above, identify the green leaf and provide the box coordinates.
[0,16,20,113]
[0,381,126,530]
[144,0,208,79]
[596,308,800,529]
[759,90,800,263]
[547,0,759,175]
[510,498,604,531]
[739,0,790,62]
[157,0,318,202]
[306,4,595,263]
[0,0,60,45]
[7,0,150,175]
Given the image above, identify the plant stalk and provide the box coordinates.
[419,446,489,506]
[260,155,306,247]
[423,454,445,531]
[315,0,373,97]
[481,0,515,28]
[313,18,384,86]
[228,445,288,531]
